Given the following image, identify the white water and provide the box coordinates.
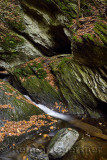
[24,95,71,121]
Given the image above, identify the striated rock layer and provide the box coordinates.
[51,57,107,118]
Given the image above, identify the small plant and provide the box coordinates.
[73,35,83,43]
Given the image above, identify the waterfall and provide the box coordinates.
[24,95,71,121]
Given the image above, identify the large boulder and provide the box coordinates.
[51,57,107,118]
[0,79,42,122]
[0,0,72,69]
[10,57,68,112]
[72,21,107,66]
[10,56,107,118]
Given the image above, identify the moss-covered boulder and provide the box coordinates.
[51,57,107,118]
[10,58,67,111]
[0,79,43,122]
[72,21,107,66]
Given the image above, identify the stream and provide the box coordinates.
[0,70,107,160]
[23,95,71,121]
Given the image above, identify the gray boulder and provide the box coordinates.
[48,128,79,159]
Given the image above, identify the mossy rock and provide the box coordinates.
[0,0,25,53]
[49,0,94,22]
[72,21,107,66]
[51,57,107,118]
[0,79,43,122]
[11,59,63,108]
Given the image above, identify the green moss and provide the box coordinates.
[0,0,25,32]
[0,80,42,121]
[14,68,21,73]
[19,75,61,106]
[30,63,47,79]
[83,33,94,43]
[73,36,83,43]
[50,0,94,22]
[82,34,89,39]
[57,57,71,69]
[93,22,107,45]
[11,60,62,107]
[95,23,107,36]
[0,32,24,52]
[86,34,95,41]
[97,22,107,30]
[51,59,103,117]
[81,33,104,47]
[13,62,47,79]
[94,28,107,45]
[8,19,25,31]
[0,0,25,53]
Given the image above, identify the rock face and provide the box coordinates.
[51,57,107,118]
[10,56,107,118]
[10,57,67,111]
[0,37,43,69]
[20,0,72,56]
[48,128,79,159]
[72,22,107,66]
[0,79,42,122]
[0,0,72,69]
[0,79,42,151]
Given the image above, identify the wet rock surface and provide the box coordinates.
[51,57,107,118]
[48,128,79,159]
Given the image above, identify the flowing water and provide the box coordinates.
[24,95,71,121]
